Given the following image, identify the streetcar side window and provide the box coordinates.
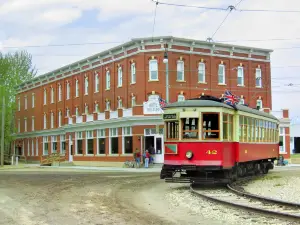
[223,113,233,141]
[182,118,198,139]
[166,121,179,140]
[202,113,219,139]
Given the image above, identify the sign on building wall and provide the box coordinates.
[143,95,164,114]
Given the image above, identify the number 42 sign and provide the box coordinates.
[206,150,218,155]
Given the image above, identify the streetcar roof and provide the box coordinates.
[164,100,278,120]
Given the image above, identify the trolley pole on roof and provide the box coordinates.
[163,45,169,103]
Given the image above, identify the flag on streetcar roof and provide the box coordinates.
[222,90,240,106]
[159,97,167,109]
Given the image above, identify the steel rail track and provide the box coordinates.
[190,184,300,220]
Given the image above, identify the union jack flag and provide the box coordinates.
[159,97,167,109]
[223,90,240,106]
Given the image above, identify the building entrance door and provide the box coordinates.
[69,135,73,162]
[144,128,164,164]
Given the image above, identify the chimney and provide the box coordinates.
[282,109,289,119]
[263,108,271,113]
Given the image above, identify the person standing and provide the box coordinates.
[144,150,150,168]
[135,148,141,168]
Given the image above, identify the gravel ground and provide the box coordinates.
[1,167,300,225]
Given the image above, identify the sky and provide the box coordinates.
[0,0,300,120]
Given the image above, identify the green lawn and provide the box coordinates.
[291,154,300,158]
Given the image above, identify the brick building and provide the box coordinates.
[13,36,273,166]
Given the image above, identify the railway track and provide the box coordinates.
[190,183,300,220]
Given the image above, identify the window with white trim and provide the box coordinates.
[84,76,88,95]
[32,93,35,108]
[43,136,48,155]
[280,127,284,135]
[178,94,185,102]
[32,116,35,131]
[60,135,66,155]
[237,66,244,86]
[18,97,20,111]
[66,82,70,100]
[122,127,133,154]
[50,112,54,128]
[24,118,27,132]
[27,140,30,156]
[256,68,262,87]
[239,98,245,105]
[131,96,136,107]
[24,96,27,110]
[94,103,99,113]
[58,111,62,127]
[18,119,20,133]
[109,128,118,154]
[66,108,70,117]
[58,84,62,102]
[75,107,79,117]
[31,139,34,156]
[43,114,47,129]
[97,129,105,154]
[198,62,205,83]
[86,131,94,155]
[118,99,122,108]
[106,70,110,89]
[131,63,136,83]
[95,72,99,92]
[149,59,158,81]
[118,67,123,87]
[106,101,110,111]
[76,132,83,154]
[75,79,79,97]
[51,136,57,153]
[44,89,47,105]
[85,104,88,114]
[218,64,225,84]
[256,99,263,109]
[177,60,184,81]
[36,138,38,156]
[51,87,54,103]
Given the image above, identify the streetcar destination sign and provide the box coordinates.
[163,114,177,119]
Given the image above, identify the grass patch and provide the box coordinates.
[274,183,283,187]
[259,175,282,181]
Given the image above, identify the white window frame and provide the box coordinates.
[75,107,79,117]
[18,97,20,111]
[176,60,184,81]
[51,87,54,103]
[58,111,62,127]
[24,96,27,110]
[118,99,122,109]
[43,136,49,155]
[256,68,262,88]
[109,128,118,155]
[32,116,35,131]
[31,93,35,108]
[86,131,94,155]
[106,101,110,111]
[239,98,245,105]
[177,94,185,102]
[106,70,110,90]
[36,138,38,156]
[27,140,30,156]
[50,112,54,128]
[85,104,89,114]
[118,66,123,87]
[43,114,47,129]
[75,131,83,155]
[18,119,20,133]
[66,82,70,100]
[122,127,132,154]
[131,63,136,84]
[75,79,79,97]
[218,64,225,84]
[66,108,70,117]
[60,135,66,155]
[256,99,263,109]
[24,118,27,132]
[94,103,99,113]
[198,62,205,83]
[237,66,244,86]
[43,89,47,105]
[97,129,106,155]
[84,76,89,95]
[95,72,99,93]
[51,136,57,153]
[58,84,62,102]
[31,139,34,156]
[149,59,158,81]
[131,96,136,107]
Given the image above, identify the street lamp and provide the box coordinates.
[163,47,169,103]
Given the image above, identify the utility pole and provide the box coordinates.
[0,86,5,167]
[163,45,169,103]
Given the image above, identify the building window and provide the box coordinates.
[106,101,110,111]
[237,66,244,86]
[32,93,35,108]
[60,135,66,155]
[279,127,284,135]
[18,119,20,133]
[256,68,262,87]
[218,64,225,84]
[24,96,27,110]
[106,70,110,89]
[256,99,263,109]
[75,107,79,117]
[51,136,57,153]
[177,60,184,81]
[43,114,47,129]
[239,98,245,105]
[178,94,185,102]
[36,139,38,156]
[85,104,88,114]
[97,129,105,154]
[109,128,118,154]
[51,87,54,103]
[43,89,47,105]
[94,103,99,113]
[198,62,205,83]
[86,131,94,155]
[66,82,70,100]
[84,76,88,95]
[76,132,83,154]
[58,84,62,102]
[43,136,48,155]
[66,108,70,117]
[131,63,136,84]
[149,59,158,81]
[118,99,122,109]
[122,127,133,154]
[32,116,35,131]
[75,79,79,97]
[118,66,123,87]
[24,118,27,132]
[18,97,20,111]
[27,140,30,156]
[95,72,99,92]
[58,111,62,127]
[131,96,136,107]
[50,112,54,128]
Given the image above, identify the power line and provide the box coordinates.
[151,1,159,41]
[211,6,235,40]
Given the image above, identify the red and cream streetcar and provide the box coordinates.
[160,93,280,184]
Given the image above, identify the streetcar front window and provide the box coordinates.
[202,113,219,139]
[182,118,199,139]
[166,121,179,140]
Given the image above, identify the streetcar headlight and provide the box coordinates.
[186,151,193,159]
